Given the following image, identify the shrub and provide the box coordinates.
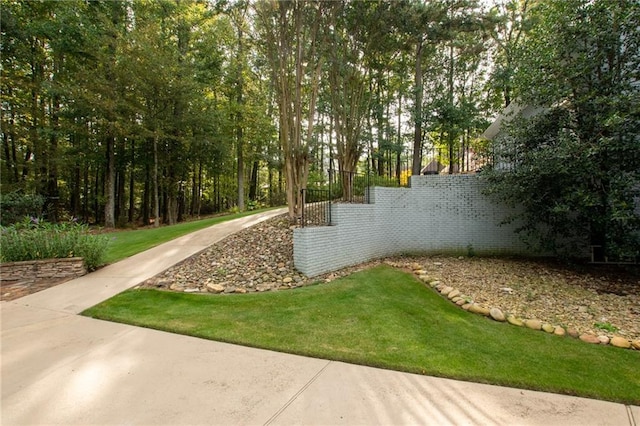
[0,218,109,271]
[247,200,266,211]
[0,192,45,226]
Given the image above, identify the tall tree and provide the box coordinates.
[99,1,126,228]
[227,2,249,211]
[254,0,324,222]
[486,0,532,109]
[394,0,492,175]
[323,1,375,194]
[388,0,451,176]
[428,13,490,174]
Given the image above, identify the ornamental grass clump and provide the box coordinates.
[0,217,109,271]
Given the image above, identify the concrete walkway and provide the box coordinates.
[2,209,638,425]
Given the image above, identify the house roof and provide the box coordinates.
[482,102,545,140]
[420,160,445,174]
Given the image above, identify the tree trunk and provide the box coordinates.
[128,138,135,223]
[103,4,120,228]
[116,168,125,223]
[94,167,101,225]
[412,41,423,176]
[447,42,455,175]
[385,79,391,178]
[153,133,160,228]
[213,173,220,212]
[116,138,126,223]
[143,161,150,225]
[162,185,168,225]
[396,91,402,184]
[82,164,89,222]
[448,133,454,174]
[328,115,335,172]
[165,165,178,225]
[249,160,259,201]
[259,1,322,222]
[268,166,274,206]
[367,108,375,174]
[104,134,116,228]
[237,125,244,211]
[236,24,245,212]
[1,95,18,183]
[71,161,81,218]
[177,182,184,223]
[45,83,61,223]
[375,75,384,176]
[197,161,202,216]
[30,38,41,192]
[190,166,198,216]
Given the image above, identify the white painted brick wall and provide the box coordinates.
[293,175,529,277]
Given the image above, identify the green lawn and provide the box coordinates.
[102,208,280,264]
[83,265,640,405]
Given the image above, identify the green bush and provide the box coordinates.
[0,192,45,226]
[247,200,269,211]
[0,218,109,271]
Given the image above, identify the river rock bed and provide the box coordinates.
[140,215,358,294]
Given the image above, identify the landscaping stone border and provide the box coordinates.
[403,262,640,351]
[0,257,86,283]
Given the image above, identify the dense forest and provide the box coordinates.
[0,0,512,226]
[1,0,638,240]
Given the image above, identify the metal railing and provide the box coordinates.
[300,189,331,227]
[329,169,407,203]
[300,169,409,227]
[328,170,370,203]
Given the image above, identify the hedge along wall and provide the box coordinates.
[0,257,86,283]
[293,175,529,277]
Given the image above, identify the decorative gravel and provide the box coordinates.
[387,257,640,342]
[141,214,640,342]
[140,215,348,294]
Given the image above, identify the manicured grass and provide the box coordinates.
[83,265,640,405]
[102,208,280,264]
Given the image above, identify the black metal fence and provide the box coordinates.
[328,170,370,203]
[328,169,408,203]
[300,189,331,227]
[300,169,409,227]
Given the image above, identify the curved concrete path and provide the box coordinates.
[2,208,638,425]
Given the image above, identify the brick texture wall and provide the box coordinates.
[294,175,529,277]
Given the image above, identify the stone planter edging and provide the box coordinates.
[404,263,640,351]
[0,257,86,283]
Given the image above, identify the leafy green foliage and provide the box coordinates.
[0,0,277,227]
[83,265,640,405]
[0,192,45,226]
[1,218,108,270]
[483,0,640,260]
[594,322,619,333]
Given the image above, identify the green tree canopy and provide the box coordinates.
[482,0,640,260]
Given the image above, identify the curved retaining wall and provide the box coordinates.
[293,175,529,277]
